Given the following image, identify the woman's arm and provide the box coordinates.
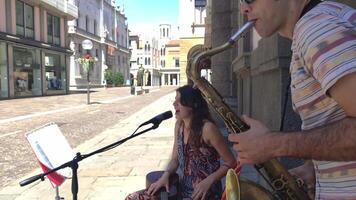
[192,122,237,200]
[147,120,180,195]
[203,122,237,182]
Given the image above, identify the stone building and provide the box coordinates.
[0,0,77,99]
[68,0,130,89]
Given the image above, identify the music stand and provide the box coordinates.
[25,123,75,200]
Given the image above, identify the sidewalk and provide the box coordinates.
[0,87,132,122]
[0,91,176,200]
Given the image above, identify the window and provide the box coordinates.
[195,0,206,7]
[47,14,60,45]
[175,59,180,67]
[118,56,121,66]
[148,58,151,65]
[85,16,89,32]
[96,49,99,57]
[78,44,82,54]
[94,20,97,35]
[13,47,41,97]
[16,0,34,39]
[163,29,165,37]
[145,58,147,65]
[45,53,66,94]
[76,12,80,27]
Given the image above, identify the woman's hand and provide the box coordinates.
[192,176,214,200]
[147,172,170,196]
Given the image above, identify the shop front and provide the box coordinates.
[13,46,42,97]
[44,53,66,95]
[0,40,69,99]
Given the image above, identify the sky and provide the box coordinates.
[116,0,179,34]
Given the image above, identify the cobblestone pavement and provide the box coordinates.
[0,86,177,191]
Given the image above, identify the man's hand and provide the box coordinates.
[228,115,277,165]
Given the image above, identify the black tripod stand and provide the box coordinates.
[20,123,160,200]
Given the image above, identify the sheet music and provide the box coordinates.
[26,123,75,178]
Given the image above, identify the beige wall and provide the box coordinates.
[0,0,5,32]
[43,10,47,43]
[60,18,65,47]
[10,0,16,35]
[179,37,204,85]
[166,46,180,69]
[34,6,41,41]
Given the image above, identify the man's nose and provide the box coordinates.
[240,3,251,15]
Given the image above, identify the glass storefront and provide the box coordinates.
[45,53,66,95]
[13,47,41,97]
[0,43,8,98]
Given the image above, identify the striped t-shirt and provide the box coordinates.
[290,1,356,200]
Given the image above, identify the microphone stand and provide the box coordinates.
[20,123,160,200]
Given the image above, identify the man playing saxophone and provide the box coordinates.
[228,0,356,199]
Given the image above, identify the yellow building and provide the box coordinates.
[161,40,180,85]
[179,37,204,85]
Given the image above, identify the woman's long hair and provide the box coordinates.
[176,85,214,147]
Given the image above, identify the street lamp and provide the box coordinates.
[81,39,93,104]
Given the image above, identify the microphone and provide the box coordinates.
[139,111,173,128]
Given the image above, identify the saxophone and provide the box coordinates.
[186,21,310,200]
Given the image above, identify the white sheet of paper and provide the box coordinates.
[26,123,75,178]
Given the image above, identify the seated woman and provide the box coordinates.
[126,85,236,200]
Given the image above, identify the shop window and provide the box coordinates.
[13,47,41,97]
[45,53,65,95]
[47,14,60,45]
[16,0,34,39]
[0,43,8,98]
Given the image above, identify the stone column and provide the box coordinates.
[210,0,232,97]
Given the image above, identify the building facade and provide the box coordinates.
[159,24,180,86]
[68,0,130,89]
[0,0,77,99]
[178,0,207,85]
[129,33,160,87]
[162,40,180,86]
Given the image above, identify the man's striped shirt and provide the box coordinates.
[290,1,356,199]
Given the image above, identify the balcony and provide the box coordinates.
[40,0,78,20]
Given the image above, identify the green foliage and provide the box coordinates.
[104,69,124,86]
[104,69,114,85]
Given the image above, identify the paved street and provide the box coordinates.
[0,86,178,199]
